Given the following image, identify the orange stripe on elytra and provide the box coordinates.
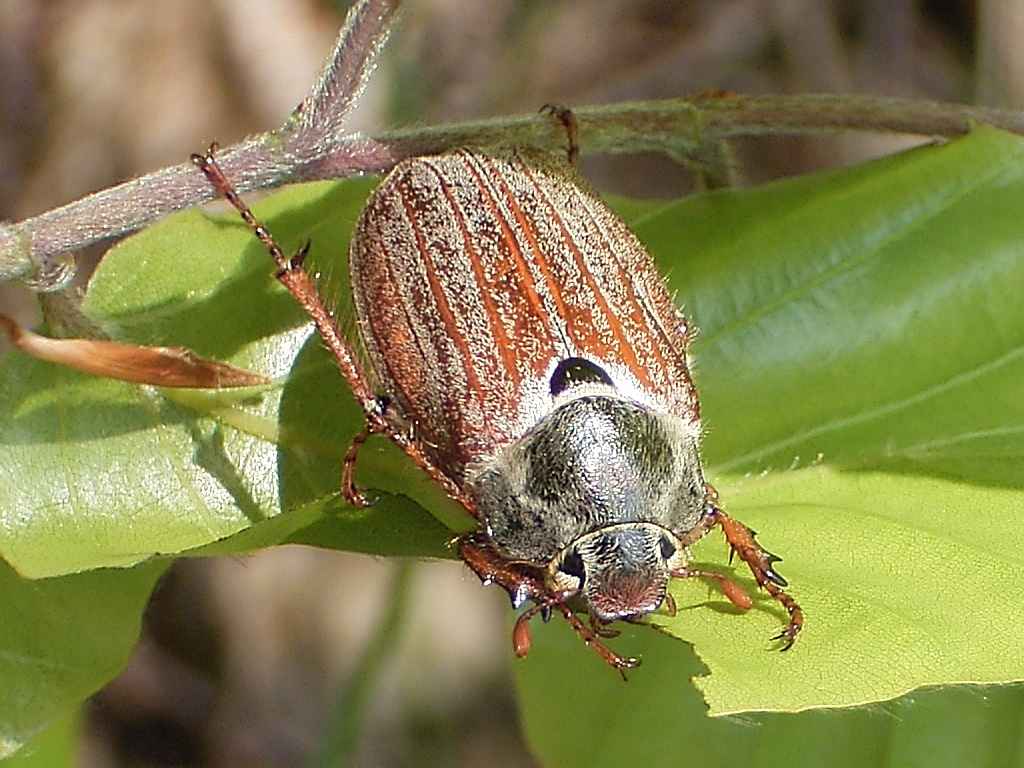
[396,180,486,413]
[459,153,558,354]
[473,154,583,358]
[424,159,522,391]
[517,156,652,388]
[564,177,676,379]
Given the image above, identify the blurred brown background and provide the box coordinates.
[0,1,1017,766]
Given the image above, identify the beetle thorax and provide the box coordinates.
[469,391,707,617]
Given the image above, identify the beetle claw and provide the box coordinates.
[507,582,533,610]
[764,566,788,588]
[291,239,312,269]
[770,627,798,651]
[343,487,377,508]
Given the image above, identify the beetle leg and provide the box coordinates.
[512,603,545,658]
[539,104,579,165]
[340,395,397,507]
[191,144,476,512]
[662,591,677,617]
[670,567,753,611]
[341,424,374,508]
[588,614,622,639]
[458,535,639,676]
[458,535,548,610]
[677,484,803,649]
[512,600,635,678]
[559,606,640,679]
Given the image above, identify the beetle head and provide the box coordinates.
[548,522,686,621]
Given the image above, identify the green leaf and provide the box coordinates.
[0,560,164,758]
[0,180,456,757]
[0,179,458,580]
[621,125,1024,714]
[0,709,78,767]
[518,619,1024,768]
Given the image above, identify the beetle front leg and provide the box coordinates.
[458,535,640,676]
[680,484,804,649]
[715,511,804,649]
[670,566,754,611]
[458,534,549,611]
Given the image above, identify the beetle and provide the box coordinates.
[191,113,803,672]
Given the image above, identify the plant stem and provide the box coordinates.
[314,560,414,768]
[0,0,401,289]
[4,0,1024,289]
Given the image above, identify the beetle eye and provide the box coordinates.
[559,549,586,586]
[659,535,677,561]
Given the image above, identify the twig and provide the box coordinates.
[314,561,413,768]
[3,0,1024,291]
[372,93,1024,158]
[0,0,401,289]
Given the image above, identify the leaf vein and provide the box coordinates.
[713,340,1024,472]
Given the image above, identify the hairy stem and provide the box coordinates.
[0,0,401,289]
[3,17,1024,290]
